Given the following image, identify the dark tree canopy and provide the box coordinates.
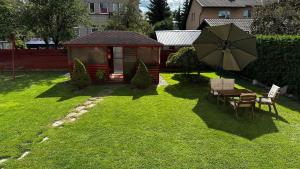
[24,0,90,48]
[252,0,300,35]
[172,0,190,30]
[146,0,171,25]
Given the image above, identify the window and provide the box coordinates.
[89,3,95,14]
[243,9,251,18]
[113,3,119,12]
[219,10,230,19]
[100,2,109,14]
[74,27,80,37]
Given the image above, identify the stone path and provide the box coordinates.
[52,88,115,128]
[0,87,118,167]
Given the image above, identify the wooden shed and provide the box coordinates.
[64,31,163,84]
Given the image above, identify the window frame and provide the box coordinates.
[218,10,231,19]
[89,3,95,14]
[99,2,109,14]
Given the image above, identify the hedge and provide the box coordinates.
[241,35,300,96]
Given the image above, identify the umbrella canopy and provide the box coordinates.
[193,23,257,71]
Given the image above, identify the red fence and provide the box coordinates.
[0,49,69,71]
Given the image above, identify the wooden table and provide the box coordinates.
[217,89,252,105]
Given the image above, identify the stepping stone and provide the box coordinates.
[75,106,86,112]
[18,151,30,160]
[86,104,96,109]
[40,137,49,143]
[66,112,78,118]
[88,97,98,101]
[77,110,88,116]
[0,158,8,165]
[52,121,64,127]
[84,101,94,106]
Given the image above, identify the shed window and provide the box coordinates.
[137,47,159,65]
[69,47,106,64]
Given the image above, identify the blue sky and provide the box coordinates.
[140,0,186,13]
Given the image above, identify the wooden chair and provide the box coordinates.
[256,84,280,119]
[210,78,223,96]
[230,93,257,120]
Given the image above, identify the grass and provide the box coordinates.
[0,72,104,159]
[1,72,300,168]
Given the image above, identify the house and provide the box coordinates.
[76,0,139,37]
[64,31,163,84]
[155,30,201,68]
[186,0,278,30]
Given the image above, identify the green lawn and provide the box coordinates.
[1,72,300,169]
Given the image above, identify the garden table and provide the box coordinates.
[217,89,253,105]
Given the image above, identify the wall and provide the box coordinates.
[0,49,68,71]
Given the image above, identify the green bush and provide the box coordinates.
[71,58,91,89]
[96,69,105,82]
[166,47,201,74]
[131,59,153,89]
[242,35,300,96]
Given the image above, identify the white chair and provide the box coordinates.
[256,84,280,118]
[210,78,223,96]
[222,79,235,90]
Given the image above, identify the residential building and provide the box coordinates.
[77,0,138,37]
[186,0,279,30]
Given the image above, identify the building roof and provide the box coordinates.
[155,30,202,46]
[200,19,253,32]
[64,31,163,47]
[195,0,262,7]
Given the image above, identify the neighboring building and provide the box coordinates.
[199,18,253,33]
[186,0,278,30]
[77,0,138,37]
[156,30,201,68]
[0,41,11,49]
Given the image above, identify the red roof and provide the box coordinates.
[64,31,163,47]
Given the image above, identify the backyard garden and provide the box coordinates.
[0,71,300,169]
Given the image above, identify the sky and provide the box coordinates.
[139,0,186,13]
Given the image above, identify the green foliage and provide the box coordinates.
[166,47,201,74]
[96,69,105,82]
[252,0,300,35]
[146,0,171,25]
[15,39,26,49]
[0,0,24,40]
[242,35,300,96]
[71,58,91,89]
[24,0,90,48]
[104,0,152,36]
[131,60,153,89]
[153,19,173,31]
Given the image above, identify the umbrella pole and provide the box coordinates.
[217,51,224,78]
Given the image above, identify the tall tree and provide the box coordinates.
[252,0,300,35]
[104,0,152,36]
[24,0,90,48]
[146,0,171,25]
[0,0,24,39]
[180,0,190,30]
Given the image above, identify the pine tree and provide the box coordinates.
[146,0,171,25]
[180,0,190,30]
[173,6,182,28]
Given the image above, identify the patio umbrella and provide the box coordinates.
[193,23,257,72]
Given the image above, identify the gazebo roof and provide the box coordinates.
[64,31,163,47]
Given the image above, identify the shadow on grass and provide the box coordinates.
[0,72,61,94]
[110,85,159,100]
[37,81,103,102]
[164,73,285,140]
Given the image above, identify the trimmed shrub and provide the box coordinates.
[131,59,153,89]
[241,35,300,96]
[166,47,201,74]
[71,58,91,89]
[96,69,105,82]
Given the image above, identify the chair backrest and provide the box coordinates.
[222,79,235,90]
[268,84,280,99]
[238,93,256,107]
[210,78,223,90]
